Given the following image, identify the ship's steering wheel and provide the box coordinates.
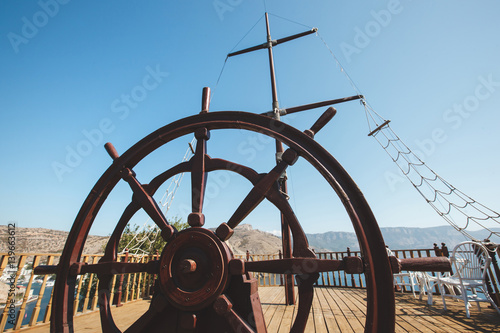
[50,108,395,332]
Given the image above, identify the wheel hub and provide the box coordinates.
[159,228,232,311]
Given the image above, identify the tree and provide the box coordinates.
[118,216,188,254]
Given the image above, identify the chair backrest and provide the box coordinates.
[451,241,491,281]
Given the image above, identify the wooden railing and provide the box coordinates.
[2,243,499,332]
[234,252,283,287]
[316,248,365,288]
[236,244,454,289]
[0,252,158,332]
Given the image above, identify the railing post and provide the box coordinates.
[153,250,160,296]
[0,255,27,331]
[433,243,443,257]
[441,243,449,257]
[146,251,159,298]
[139,256,147,299]
[74,256,89,315]
[336,252,342,287]
[343,248,349,287]
[483,239,500,306]
[82,256,98,312]
[346,248,356,288]
[43,279,55,323]
[15,255,38,330]
[116,249,129,307]
[30,255,54,327]
[109,273,118,306]
[320,253,326,287]
[129,256,137,301]
[326,253,333,287]
[279,250,283,286]
[430,243,444,294]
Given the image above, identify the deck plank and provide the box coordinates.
[317,287,354,332]
[348,287,423,332]
[317,287,345,332]
[311,289,328,333]
[394,296,446,333]
[265,290,286,332]
[261,286,283,316]
[326,287,365,331]
[278,287,299,332]
[276,300,296,333]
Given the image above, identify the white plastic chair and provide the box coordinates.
[426,271,456,305]
[387,246,427,299]
[393,271,424,298]
[427,241,500,318]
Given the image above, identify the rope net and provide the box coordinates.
[312,31,500,244]
[120,137,196,255]
[363,101,500,243]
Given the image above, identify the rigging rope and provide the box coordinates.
[267,13,314,30]
[316,34,500,244]
[211,15,265,106]
[209,16,500,245]
[363,101,500,242]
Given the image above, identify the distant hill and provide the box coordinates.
[305,226,500,252]
[0,226,108,254]
[0,224,282,256]
[222,224,282,256]
[1,224,497,255]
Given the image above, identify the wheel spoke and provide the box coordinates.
[213,295,256,333]
[188,128,210,227]
[265,188,314,258]
[126,178,174,240]
[124,308,157,333]
[304,107,336,139]
[225,148,298,230]
[229,257,364,275]
[102,161,192,262]
[210,156,312,258]
[104,142,174,240]
[124,294,172,333]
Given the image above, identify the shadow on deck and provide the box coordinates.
[20,287,500,332]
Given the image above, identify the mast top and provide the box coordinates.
[227,13,361,117]
[228,13,317,115]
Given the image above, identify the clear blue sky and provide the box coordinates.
[1,0,499,238]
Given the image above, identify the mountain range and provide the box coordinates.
[1,224,497,255]
[306,226,499,252]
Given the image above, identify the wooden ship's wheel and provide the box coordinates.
[46,88,396,332]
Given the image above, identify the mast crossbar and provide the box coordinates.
[262,95,364,117]
[227,28,317,58]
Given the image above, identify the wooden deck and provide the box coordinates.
[20,287,500,332]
